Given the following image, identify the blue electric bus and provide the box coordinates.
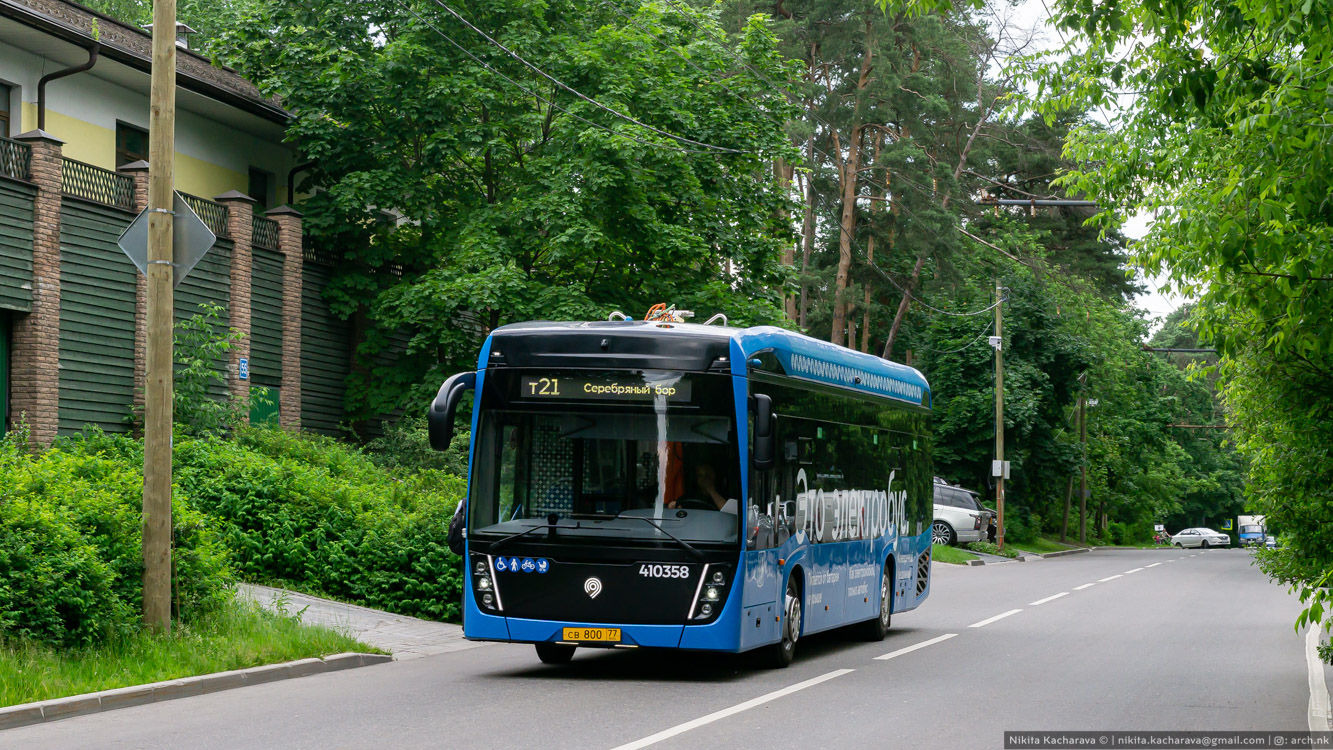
[429,317,934,667]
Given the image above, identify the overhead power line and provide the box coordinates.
[393,1,734,154]
[423,0,748,154]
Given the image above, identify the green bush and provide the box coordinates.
[174,426,468,621]
[0,432,233,647]
[364,416,470,477]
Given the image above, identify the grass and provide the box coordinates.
[0,598,380,708]
[932,543,980,564]
[1005,536,1079,555]
[964,541,1021,558]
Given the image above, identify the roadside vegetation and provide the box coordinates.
[932,544,979,565]
[0,601,373,707]
[71,0,1328,663]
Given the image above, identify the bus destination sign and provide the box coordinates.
[519,375,692,402]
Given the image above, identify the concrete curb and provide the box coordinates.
[0,652,391,732]
[1038,548,1091,558]
[963,556,1024,566]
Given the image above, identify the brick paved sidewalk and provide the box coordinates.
[239,584,488,661]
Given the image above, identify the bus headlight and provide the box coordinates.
[690,565,732,621]
[472,554,502,612]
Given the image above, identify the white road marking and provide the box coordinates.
[874,633,958,660]
[1124,568,1144,574]
[1309,626,1332,731]
[1073,583,1096,590]
[1166,560,1175,563]
[1029,592,1068,606]
[969,609,1023,628]
[1099,574,1123,582]
[1146,563,1161,568]
[608,668,856,750]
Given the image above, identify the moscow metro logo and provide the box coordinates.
[584,577,603,599]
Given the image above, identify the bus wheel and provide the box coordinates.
[535,643,576,664]
[860,566,892,641]
[759,577,801,669]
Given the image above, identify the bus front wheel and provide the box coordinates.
[758,577,801,669]
[859,566,892,641]
[535,643,576,664]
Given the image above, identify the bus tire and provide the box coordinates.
[535,643,576,664]
[758,576,801,669]
[859,565,893,641]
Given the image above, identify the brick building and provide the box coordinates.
[0,0,357,444]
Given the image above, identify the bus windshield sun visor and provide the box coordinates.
[429,371,477,451]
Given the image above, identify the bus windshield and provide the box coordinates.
[469,371,741,545]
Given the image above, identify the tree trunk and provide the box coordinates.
[775,157,797,322]
[1060,474,1074,543]
[798,47,819,330]
[828,22,874,347]
[861,131,884,353]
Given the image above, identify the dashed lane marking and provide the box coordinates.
[874,633,958,661]
[1146,563,1161,568]
[607,669,856,750]
[1073,583,1096,590]
[969,609,1023,628]
[1029,593,1069,606]
[1099,574,1123,582]
[1124,568,1144,574]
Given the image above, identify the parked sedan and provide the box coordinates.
[1171,527,1231,549]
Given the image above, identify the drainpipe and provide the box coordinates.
[38,42,100,132]
[287,159,315,204]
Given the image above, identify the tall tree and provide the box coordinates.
[1029,0,1333,656]
[217,0,800,419]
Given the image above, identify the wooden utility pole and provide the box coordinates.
[143,0,177,632]
[994,279,1005,551]
[1078,380,1088,546]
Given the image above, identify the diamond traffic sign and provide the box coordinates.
[117,191,217,287]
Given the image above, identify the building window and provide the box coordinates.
[248,167,273,210]
[116,123,148,168]
[0,84,11,138]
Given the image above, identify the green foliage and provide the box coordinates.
[214,0,800,420]
[0,431,232,648]
[1029,0,1332,641]
[172,303,246,436]
[965,541,1019,559]
[0,598,374,707]
[173,426,468,621]
[364,416,470,477]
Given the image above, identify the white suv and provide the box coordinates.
[932,479,984,546]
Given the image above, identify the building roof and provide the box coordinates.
[0,0,289,124]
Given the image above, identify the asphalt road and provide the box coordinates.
[3,548,1312,750]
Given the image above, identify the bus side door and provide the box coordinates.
[741,430,781,650]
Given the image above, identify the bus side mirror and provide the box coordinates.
[428,371,477,451]
[752,393,775,470]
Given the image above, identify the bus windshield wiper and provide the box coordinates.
[612,512,706,562]
[489,513,563,555]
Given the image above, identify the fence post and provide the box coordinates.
[266,205,302,431]
[120,160,151,418]
[8,129,64,446]
[216,190,255,422]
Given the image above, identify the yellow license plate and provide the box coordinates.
[562,627,621,643]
